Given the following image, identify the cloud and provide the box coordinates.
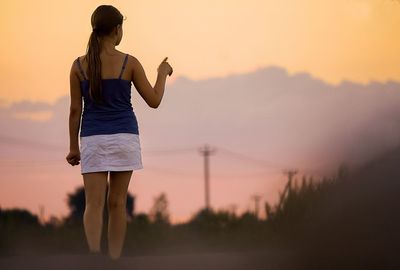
[1,65,400,174]
[4,100,53,112]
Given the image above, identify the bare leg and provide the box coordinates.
[107,170,132,260]
[82,171,108,253]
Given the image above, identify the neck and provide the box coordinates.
[99,37,117,55]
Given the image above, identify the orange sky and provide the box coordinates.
[1,0,400,224]
[0,0,399,104]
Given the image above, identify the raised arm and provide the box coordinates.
[130,55,170,109]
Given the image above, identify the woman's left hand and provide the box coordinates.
[66,149,81,166]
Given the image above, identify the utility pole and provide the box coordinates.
[227,203,238,216]
[198,144,216,211]
[251,194,262,219]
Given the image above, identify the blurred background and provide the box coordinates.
[0,0,400,268]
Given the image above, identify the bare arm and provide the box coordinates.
[131,56,167,108]
[68,60,83,151]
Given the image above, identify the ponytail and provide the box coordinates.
[85,30,104,105]
[84,5,124,105]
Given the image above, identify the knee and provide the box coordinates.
[107,195,126,210]
[86,198,105,211]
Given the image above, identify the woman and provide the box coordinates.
[65,5,173,260]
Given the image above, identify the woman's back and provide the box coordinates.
[76,51,139,137]
[79,50,132,81]
[77,51,132,81]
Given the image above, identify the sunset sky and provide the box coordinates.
[0,0,400,224]
[0,0,399,104]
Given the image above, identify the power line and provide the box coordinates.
[138,165,197,178]
[0,144,327,177]
[208,170,273,179]
[142,146,197,156]
[216,146,285,169]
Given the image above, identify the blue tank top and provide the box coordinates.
[76,54,139,137]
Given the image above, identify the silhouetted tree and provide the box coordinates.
[148,192,170,225]
[130,212,151,228]
[266,166,351,237]
[65,186,86,225]
[188,207,240,231]
[0,208,40,228]
[239,211,259,226]
[64,185,135,225]
[44,215,63,228]
[264,202,273,220]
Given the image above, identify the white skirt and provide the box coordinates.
[79,133,143,174]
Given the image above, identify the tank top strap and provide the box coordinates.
[76,57,87,80]
[118,54,129,79]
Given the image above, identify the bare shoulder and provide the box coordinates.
[77,55,87,64]
[126,54,144,80]
[70,56,81,75]
[127,54,140,67]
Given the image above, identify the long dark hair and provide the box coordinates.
[84,5,124,105]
